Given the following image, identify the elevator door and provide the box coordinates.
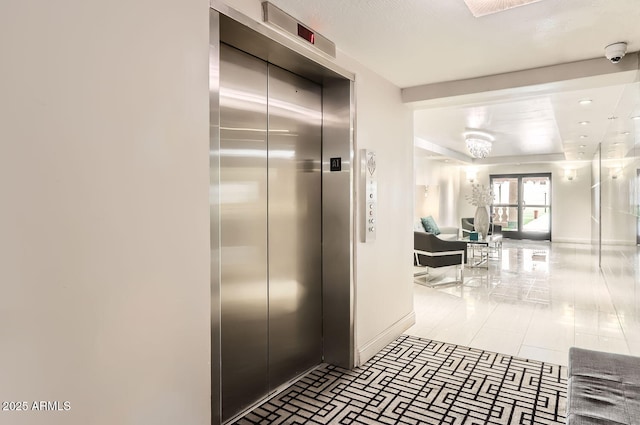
[220,44,322,421]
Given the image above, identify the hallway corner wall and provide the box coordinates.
[336,54,415,365]
[0,1,211,424]
[414,156,462,227]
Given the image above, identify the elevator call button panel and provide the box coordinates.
[361,149,377,243]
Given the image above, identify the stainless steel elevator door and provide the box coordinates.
[267,65,322,386]
[220,44,269,420]
[220,45,322,421]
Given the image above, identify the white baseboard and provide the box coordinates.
[552,237,636,246]
[601,239,637,246]
[551,237,592,244]
[356,311,415,366]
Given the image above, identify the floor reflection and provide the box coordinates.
[408,240,639,366]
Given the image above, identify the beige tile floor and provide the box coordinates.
[407,240,640,366]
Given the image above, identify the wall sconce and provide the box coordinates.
[610,167,623,180]
[564,169,577,181]
[466,168,478,183]
[423,185,429,198]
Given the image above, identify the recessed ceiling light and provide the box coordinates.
[579,99,592,105]
[632,116,640,120]
[579,121,590,125]
[622,132,630,135]
[580,144,586,148]
[579,135,588,139]
[463,0,544,17]
[578,151,585,155]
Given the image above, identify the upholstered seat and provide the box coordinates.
[567,347,640,425]
[414,232,467,285]
[413,220,459,241]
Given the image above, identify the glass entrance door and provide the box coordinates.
[491,173,552,240]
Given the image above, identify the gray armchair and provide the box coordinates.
[414,232,467,285]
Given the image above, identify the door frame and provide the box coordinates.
[490,173,552,241]
[211,5,356,424]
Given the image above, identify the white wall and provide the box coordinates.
[339,55,415,363]
[414,155,461,227]
[0,1,210,424]
[600,157,640,245]
[456,162,592,243]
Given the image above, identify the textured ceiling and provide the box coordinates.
[266,0,640,163]
[270,0,640,88]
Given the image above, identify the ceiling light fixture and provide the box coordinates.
[463,129,494,159]
[463,0,544,17]
[465,137,492,159]
[579,135,588,139]
[579,99,592,105]
[579,121,590,125]
[632,116,640,120]
[579,144,586,148]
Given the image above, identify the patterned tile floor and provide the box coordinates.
[235,335,566,425]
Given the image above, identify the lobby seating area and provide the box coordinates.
[414,215,504,281]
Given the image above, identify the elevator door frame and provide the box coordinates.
[210,4,356,425]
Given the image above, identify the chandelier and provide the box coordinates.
[465,137,492,159]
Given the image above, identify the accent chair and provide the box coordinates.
[414,232,467,286]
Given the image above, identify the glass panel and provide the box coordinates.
[522,206,550,232]
[491,177,518,232]
[493,206,519,231]
[492,177,518,204]
[522,176,550,207]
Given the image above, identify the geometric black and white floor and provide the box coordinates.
[234,335,567,424]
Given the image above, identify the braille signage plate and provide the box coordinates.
[330,157,341,172]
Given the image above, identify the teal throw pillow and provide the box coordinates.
[421,216,441,235]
